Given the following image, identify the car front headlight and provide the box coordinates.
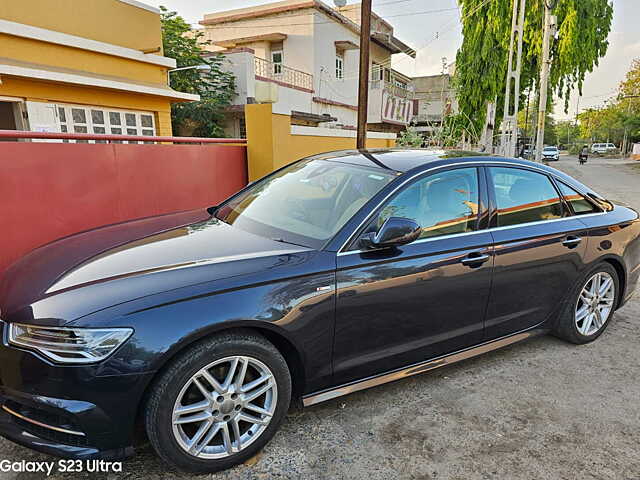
[8,323,133,364]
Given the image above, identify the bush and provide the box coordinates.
[397,127,424,147]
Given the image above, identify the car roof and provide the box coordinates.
[311,148,490,173]
[311,148,555,174]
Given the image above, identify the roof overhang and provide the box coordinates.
[372,33,416,58]
[214,33,288,49]
[0,59,199,102]
[335,40,359,51]
[0,19,175,68]
[291,110,337,123]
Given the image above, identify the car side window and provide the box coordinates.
[557,182,598,214]
[489,167,563,227]
[366,167,480,240]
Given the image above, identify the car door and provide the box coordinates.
[332,166,494,385]
[484,165,590,339]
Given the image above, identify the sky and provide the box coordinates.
[146,0,640,120]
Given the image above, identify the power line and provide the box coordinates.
[198,6,459,29]
[338,0,494,81]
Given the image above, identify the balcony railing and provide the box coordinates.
[254,57,314,92]
[370,65,413,99]
[370,80,413,99]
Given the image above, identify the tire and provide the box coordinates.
[144,331,292,473]
[553,263,620,344]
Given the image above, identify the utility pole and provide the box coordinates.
[500,0,526,157]
[534,1,557,162]
[356,0,372,150]
[481,99,497,153]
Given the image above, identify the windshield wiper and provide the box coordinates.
[271,237,308,248]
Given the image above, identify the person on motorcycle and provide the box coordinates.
[579,145,589,164]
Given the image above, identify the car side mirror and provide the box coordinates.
[359,217,421,250]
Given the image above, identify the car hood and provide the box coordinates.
[0,211,310,321]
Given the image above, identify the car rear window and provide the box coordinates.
[557,182,598,215]
[490,167,563,227]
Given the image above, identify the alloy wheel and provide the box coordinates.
[171,356,277,459]
[575,271,615,336]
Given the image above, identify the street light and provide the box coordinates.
[167,64,211,85]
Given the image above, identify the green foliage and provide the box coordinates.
[397,127,424,147]
[161,7,235,137]
[455,0,614,127]
[576,58,640,146]
[555,120,581,146]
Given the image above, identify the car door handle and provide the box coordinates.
[461,252,491,267]
[562,236,582,248]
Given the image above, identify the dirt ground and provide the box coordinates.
[1,154,639,480]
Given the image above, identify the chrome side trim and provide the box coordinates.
[337,159,607,254]
[302,329,543,407]
[338,212,608,257]
[2,405,86,437]
[338,229,489,256]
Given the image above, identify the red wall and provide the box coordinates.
[0,142,247,276]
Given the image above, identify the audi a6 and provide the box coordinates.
[0,150,638,472]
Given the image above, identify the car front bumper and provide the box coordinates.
[0,321,154,459]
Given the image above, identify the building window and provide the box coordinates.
[371,62,383,81]
[239,117,247,139]
[57,104,155,144]
[271,50,283,75]
[335,52,344,79]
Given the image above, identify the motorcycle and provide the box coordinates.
[579,153,588,165]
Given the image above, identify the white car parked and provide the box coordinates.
[542,146,560,161]
[591,143,617,155]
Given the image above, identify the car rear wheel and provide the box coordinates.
[553,263,619,344]
[145,331,291,473]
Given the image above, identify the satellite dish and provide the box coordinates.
[334,0,347,8]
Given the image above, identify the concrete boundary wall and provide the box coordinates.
[245,103,396,181]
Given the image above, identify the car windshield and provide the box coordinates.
[544,147,557,151]
[215,159,397,249]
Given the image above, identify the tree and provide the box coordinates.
[554,119,581,147]
[160,7,235,137]
[578,105,624,144]
[454,0,613,129]
[618,58,640,149]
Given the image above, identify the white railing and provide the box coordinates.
[254,57,314,91]
[370,66,413,99]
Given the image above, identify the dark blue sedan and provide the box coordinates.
[0,150,639,472]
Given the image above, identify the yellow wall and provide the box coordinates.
[0,77,173,136]
[0,35,167,85]
[2,0,163,53]
[245,104,395,181]
[0,0,181,135]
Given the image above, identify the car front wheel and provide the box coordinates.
[145,331,291,473]
[554,263,619,344]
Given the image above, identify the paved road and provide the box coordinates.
[1,155,640,480]
[548,154,639,207]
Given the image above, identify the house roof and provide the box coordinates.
[214,33,288,49]
[200,0,415,58]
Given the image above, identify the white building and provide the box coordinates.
[410,63,459,140]
[198,0,415,137]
